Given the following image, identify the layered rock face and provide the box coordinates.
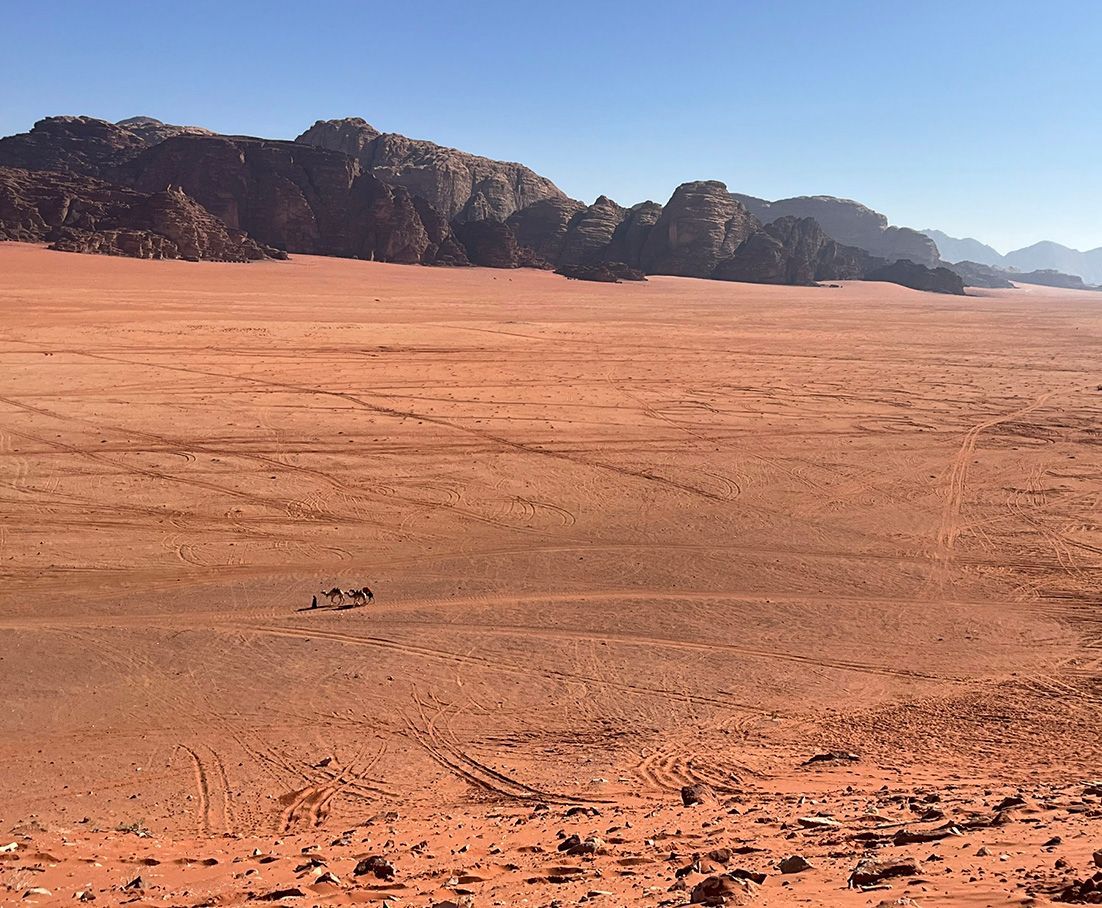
[638,181,758,277]
[0,166,278,261]
[296,117,566,223]
[713,216,871,285]
[117,135,468,264]
[864,259,965,294]
[556,196,628,266]
[452,219,550,269]
[735,193,940,267]
[0,116,211,178]
[505,198,588,263]
[603,201,663,267]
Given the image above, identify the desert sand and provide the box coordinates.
[0,242,1099,905]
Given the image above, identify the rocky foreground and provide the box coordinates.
[5,766,1101,906]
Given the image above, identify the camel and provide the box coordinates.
[346,588,368,608]
[321,587,345,607]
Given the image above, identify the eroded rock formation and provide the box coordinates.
[0,166,279,262]
[296,117,566,223]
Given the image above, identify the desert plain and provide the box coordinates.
[0,242,1099,906]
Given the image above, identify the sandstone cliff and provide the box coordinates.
[116,134,468,264]
[296,117,566,223]
[0,166,279,261]
[713,216,871,285]
[0,116,212,178]
[638,181,758,277]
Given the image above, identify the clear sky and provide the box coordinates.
[4,0,1099,253]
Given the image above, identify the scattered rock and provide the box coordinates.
[352,855,395,880]
[801,751,860,766]
[254,888,306,901]
[689,874,758,905]
[682,784,718,807]
[796,815,840,829]
[779,855,812,874]
[1056,870,1102,903]
[849,855,921,888]
[22,889,52,900]
[122,876,142,891]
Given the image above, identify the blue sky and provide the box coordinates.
[4,0,1099,252]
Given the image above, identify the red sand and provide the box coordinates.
[0,243,1099,905]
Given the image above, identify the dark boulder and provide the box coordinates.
[555,262,645,283]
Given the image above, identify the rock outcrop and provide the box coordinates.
[452,219,550,269]
[505,198,588,263]
[0,166,279,261]
[556,196,628,266]
[944,260,1016,289]
[555,262,646,283]
[735,193,940,267]
[296,117,566,223]
[603,201,663,267]
[0,116,210,178]
[639,181,758,277]
[116,134,468,264]
[1008,268,1094,290]
[864,259,965,294]
[713,216,871,285]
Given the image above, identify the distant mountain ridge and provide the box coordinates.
[0,112,1005,294]
[923,228,1102,284]
[736,194,940,267]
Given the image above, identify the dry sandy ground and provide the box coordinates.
[0,242,1099,906]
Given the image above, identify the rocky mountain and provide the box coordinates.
[116,134,469,264]
[0,112,982,293]
[735,193,940,267]
[638,181,758,276]
[296,117,566,223]
[922,229,1004,267]
[1003,240,1102,285]
[924,229,1102,284]
[713,216,872,286]
[0,165,279,261]
[0,116,211,178]
[944,259,1098,291]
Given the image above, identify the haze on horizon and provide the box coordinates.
[5,0,1100,253]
